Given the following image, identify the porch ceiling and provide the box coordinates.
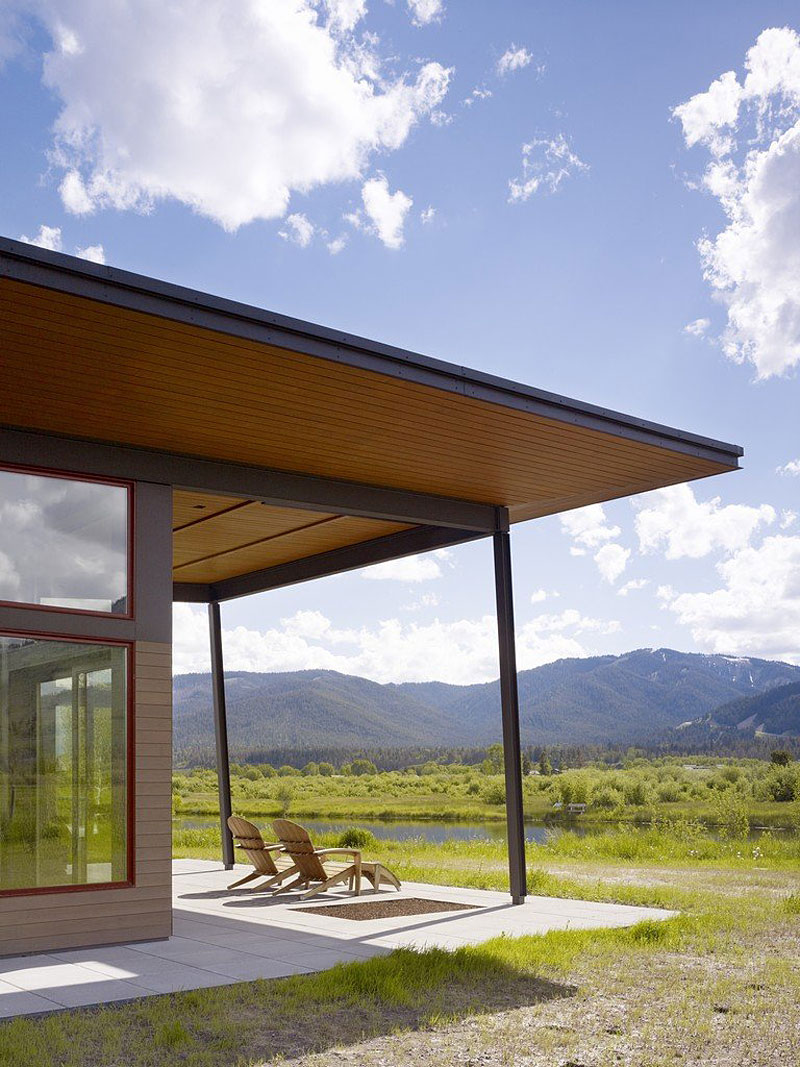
[172,489,410,585]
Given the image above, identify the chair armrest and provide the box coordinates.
[235,842,285,853]
[315,847,361,860]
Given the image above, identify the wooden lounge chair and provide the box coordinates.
[226,815,299,891]
[271,818,401,900]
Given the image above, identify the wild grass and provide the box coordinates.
[1,864,792,1067]
[173,755,800,831]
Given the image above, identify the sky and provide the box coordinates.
[1,1,799,684]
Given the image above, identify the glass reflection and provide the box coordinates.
[0,635,128,891]
[0,469,128,614]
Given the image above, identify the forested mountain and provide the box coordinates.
[173,648,800,761]
[684,681,800,738]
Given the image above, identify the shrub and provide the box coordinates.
[624,778,653,807]
[763,767,800,803]
[318,762,335,776]
[713,788,750,839]
[482,782,507,806]
[276,784,293,816]
[278,765,295,777]
[593,784,625,810]
[302,762,320,776]
[466,781,480,795]
[338,827,377,849]
[351,759,377,776]
[656,781,682,803]
[771,750,792,767]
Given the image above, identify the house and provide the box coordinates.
[0,236,742,955]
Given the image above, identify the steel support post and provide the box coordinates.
[209,601,235,869]
[493,531,527,904]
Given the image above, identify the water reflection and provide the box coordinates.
[175,814,795,844]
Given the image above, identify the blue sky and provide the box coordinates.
[2,1,799,682]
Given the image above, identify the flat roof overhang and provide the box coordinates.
[0,236,743,602]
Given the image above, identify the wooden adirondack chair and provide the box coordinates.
[271,819,401,900]
[226,815,299,891]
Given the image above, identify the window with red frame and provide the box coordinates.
[0,634,129,892]
[0,467,130,616]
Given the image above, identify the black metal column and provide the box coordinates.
[493,531,527,904]
[209,601,234,869]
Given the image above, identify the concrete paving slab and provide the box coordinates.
[0,858,676,1018]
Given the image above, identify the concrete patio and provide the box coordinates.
[0,859,676,1018]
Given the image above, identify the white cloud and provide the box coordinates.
[464,87,492,106]
[683,317,710,337]
[617,578,649,597]
[351,174,413,248]
[497,45,532,76]
[75,242,105,263]
[327,234,347,254]
[361,553,442,582]
[508,133,588,202]
[594,543,630,584]
[420,205,435,224]
[401,591,439,612]
[406,0,444,27]
[560,504,621,549]
[673,27,800,377]
[19,224,63,251]
[781,509,797,529]
[19,223,106,263]
[635,484,775,560]
[561,504,630,583]
[21,1,450,232]
[777,458,800,476]
[530,588,559,604]
[279,212,315,247]
[664,535,800,663]
[0,7,26,69]
[324,0,367,32]
[173,603,619,684]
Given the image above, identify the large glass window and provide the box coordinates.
[0,635,128,892]
[0,468,129,615]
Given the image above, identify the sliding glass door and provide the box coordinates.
[0,636,128,892]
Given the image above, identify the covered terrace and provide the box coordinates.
[0,235,742,987]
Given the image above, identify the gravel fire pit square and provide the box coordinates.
[293,897,479,921]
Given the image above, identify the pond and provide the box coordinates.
[174,814,794,844]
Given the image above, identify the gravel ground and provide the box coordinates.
[295,897,478,920]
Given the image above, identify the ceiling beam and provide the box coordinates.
[0,425,500,532]
[173,524,486,603]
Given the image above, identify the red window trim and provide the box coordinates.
[0,627,136,898]
[0,462,135,621]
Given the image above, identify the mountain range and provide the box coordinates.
[173,648,800,760]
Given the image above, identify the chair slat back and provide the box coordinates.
[272,819,327,881]
[227,815,279,876]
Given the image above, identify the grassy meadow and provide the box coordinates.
[172,750,800,832]
[2,751,798,1065]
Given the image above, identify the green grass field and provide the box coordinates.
[173,752,800,831]
[2,823,797,1066]
[1,753,798,1066]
